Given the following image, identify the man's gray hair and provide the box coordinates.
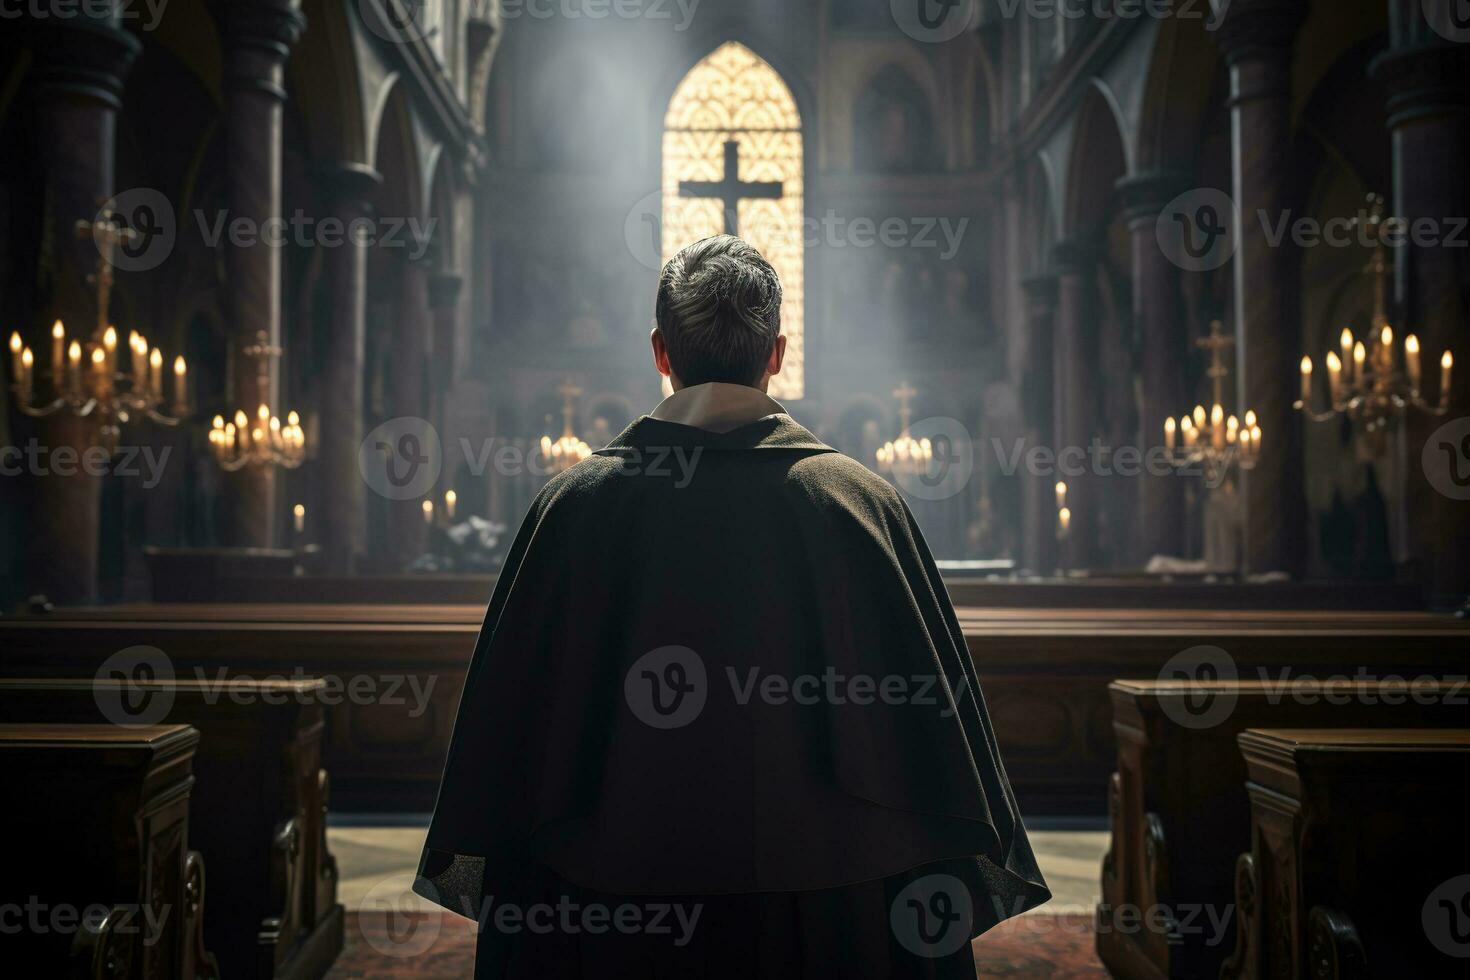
[655,235,782,388]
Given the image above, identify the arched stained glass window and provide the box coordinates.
[662,42,804,400]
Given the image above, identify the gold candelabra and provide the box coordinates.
[7,216,190,448]
[540,381,592,473]
[207,331,305,471]
[1162,320,1261,474]
[876,381,933,476]
[1296,194,1452,453]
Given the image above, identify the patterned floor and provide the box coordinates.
[325,826,1111,978]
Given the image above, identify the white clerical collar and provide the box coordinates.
[649,381,787,434]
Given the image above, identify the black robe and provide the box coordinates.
[416,414,1049,974]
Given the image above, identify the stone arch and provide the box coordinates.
[1062,82,1128,241]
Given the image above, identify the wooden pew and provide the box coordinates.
[0,679,344,980]
[1,604,1466,811]
[0,723,216,979]
[1221,729,1470,979]
[1099,679,1470,980]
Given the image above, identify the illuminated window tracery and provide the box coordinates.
[662,42,804,399]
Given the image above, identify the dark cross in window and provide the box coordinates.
[679,139,783,237]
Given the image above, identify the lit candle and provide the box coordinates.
[67,340,82,396]
[1326,350,1343,404]
[19,346,33,399]
[1227,415,1239,444]
[90,346,108,397]
[1054,481,1067,510]
[1442,350,1454,406]
[149,348,163,400]
[51,321,64,384]
[1211,403,1225,448]
[235,410,250,450]
[1340,327,1354,372]
[102,325,117,376]
[1057,507,1071,538]
[1299,356,1312,407]
[1164,417,1176,451]
[293,504,306,535]
[422,499,434,524]
[8,331,21,381]
[1405,335,1421,391]
[173,355,186,409]
[445,489,457,521]
[1182,416,1196,448]
[1353,341,1366,382]
[1250,424,1262,455]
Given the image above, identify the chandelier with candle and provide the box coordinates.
[7,216,191,448]
[8,320,190,450]
[1161,320,1262,475]
[1296,195,1452,454]
[876,381,933,477]
[540,381,592,474]
[208,331,306,471]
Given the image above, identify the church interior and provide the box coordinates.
[2,0,1469,976]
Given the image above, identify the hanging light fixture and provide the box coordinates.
[875,381,932,477]
[540,380,592,474]
[208,330,306,471]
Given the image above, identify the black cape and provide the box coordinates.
[416,414,1049,938]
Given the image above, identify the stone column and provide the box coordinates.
[316,163,380,574]
[1373,1,1470,600]
[387,252,432,567]
[1020,274,1058,575]
[1117,171,1189,562]
[1213,0,1309,577]
[214,0,305,549]
[1052,240,1099,570]
[27,8,140,603]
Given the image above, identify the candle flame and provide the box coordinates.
[149,348,162,367]
[8,332,20,353]
[91,348,105,365]
[21,347,33,367]
[1244,410,1257,427]
[1340,327,1353,350]
[103,326,117,350]
[287,410,300,426]
[1405,335,1420,355]
[1444,351,1454,369]
[52,320,64,340]
[1164,417,1176,433]
[1380,325,1393,348]
[1326,350,1342,371]
[173,355,186,375]
[69,341,82,363]
[1300,356,1312,375]
[1353,341,1366,364]
[212,415,224,429]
